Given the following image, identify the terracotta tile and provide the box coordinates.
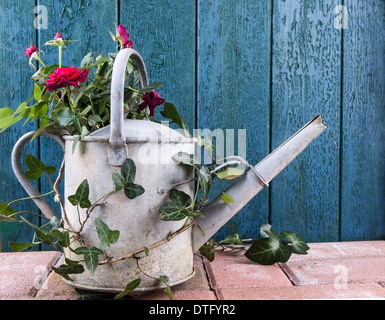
[203,249,292,289]
[0,251,61,298]
[218,283,385,300]
[281,257,385,286]
[288,241,385,261]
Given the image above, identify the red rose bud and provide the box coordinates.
[138,91,165,116]
[24,44,39,57]
[44,66,88,92]
[54,31,64,41]
[116,24,133,48]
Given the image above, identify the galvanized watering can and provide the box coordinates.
[11,48,326,293]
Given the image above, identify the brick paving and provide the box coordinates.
[1,241,385,300]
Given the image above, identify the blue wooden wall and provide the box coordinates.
[1,0,384,251]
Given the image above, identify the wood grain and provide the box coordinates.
[341,0,385,240]
[0,1,39,251]
[270,0,342,241]
[197,0,272,240]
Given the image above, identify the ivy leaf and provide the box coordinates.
[9,242,38,252]
[124,183,145,200]
[245,238,292,265]
[68,179,92,208]
[169,189,192,207]
[114,278,141,300]
[159,202,198,221]
[25,154,56,180]
[0,203,17,222]
[51,229,70,247]
[73,246,104,275]
[20,216,53,245]
[121,158,136,184]
[52,258,85,281]
[282,231,310,254]
[159,275,174,300]
[260,223,281,239]
[114,159,145,199]
[197,166,212,200]
[220,192,234,207]
[95,218,120,251]
[220,233,243,245]
[172,152,201,167]
[216,167,245,180]
[112,172,125,191]
[199,239,216,262]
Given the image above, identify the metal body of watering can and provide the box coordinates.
[11,48,327,293]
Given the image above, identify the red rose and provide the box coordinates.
[24,44,39,57]
[117,25,133,49]
[138,91,165,116]
[44,66,88,92]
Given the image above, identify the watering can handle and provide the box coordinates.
[109,48,149,166]
[11,132,65,220]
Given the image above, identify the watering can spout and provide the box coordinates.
[192,115,327,252]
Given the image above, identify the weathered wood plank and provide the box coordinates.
[270,0,341,241]
[36,0,119,231]
[341,0,385,240]
[197,0,272,240]
[0,1,39,251]
[120,0,197,131]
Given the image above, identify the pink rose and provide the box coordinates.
[24,44,39,57]
[54,31,64,41]
[117,25,133,49]
[44,66,88,92]
[138,91,165,116]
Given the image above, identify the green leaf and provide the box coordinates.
[220,192,234,207]
[115,159,145,199]
[94,218,120,251]
[121,158,136,184]
[112,172,125,191]
[281,231,310,254]
[172,152,201,166]
[80,51,93,68]
[260,223,281,239]
[159,202,201,221]
[68,179,92,208]
[9,242,38,252]
[51,229,70,247]
[114,278,141,299]
[168,189,192,207]
[199,239,216,262]
[124,183,145,199]
[33,83,42,101]
[220,233,243,245]
[160,102,190,137]
[57,109,76,126]
[216,167,245,180]
[73,246,104,275]
[20,216,53,245]
[52,258,85,281]
[0,203,16,222]
[245,238,292,265]
[197,166,212,200]
[159,275,174,300]
[25,154,56,180]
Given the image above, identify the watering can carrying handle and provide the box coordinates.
[10,49,149,219]
[108,48,149,166]
[11,132,65,220]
